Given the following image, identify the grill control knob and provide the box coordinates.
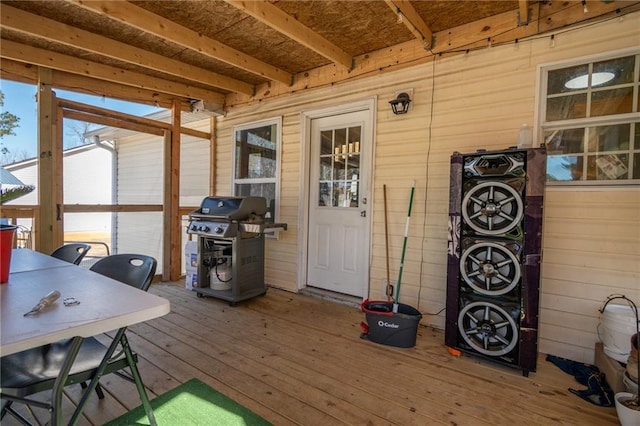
[215,226,224,234]
[198,225,210,232]
[190,224,198,232]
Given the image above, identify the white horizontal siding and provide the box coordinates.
[180,135,210,206]
[5,146,113,233]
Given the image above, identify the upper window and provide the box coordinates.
[541,51,640,184]
[232,118,281,221]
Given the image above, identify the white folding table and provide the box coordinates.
[1,249,171,425]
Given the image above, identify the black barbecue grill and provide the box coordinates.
[187,196,286,304]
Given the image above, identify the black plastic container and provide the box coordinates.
[360,299,422,348]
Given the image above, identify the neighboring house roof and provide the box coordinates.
[0,166,34,204]
[4,142,115,172]
[0,166,25,185]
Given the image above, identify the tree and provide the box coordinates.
[65,119,98,148]
[0,148,31,166]
[0,90,21,155]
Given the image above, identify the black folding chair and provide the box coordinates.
[0,254,158,426]
[50,243,91,265]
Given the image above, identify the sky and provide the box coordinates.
[0,79,165,161]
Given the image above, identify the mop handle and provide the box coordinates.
[383,184,392,301]
[394,180,415,304]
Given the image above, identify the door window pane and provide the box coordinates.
[320,130,333,155]
[317,125,361,208]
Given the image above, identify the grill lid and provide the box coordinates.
[193,196,268,221]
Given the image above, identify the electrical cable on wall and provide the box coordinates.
[416,54,445,318]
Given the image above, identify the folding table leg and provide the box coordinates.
[120,333,157,426]
[68,329,157,426]
[51,336,84,426]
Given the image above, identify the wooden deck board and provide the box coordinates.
[1,282,620,425]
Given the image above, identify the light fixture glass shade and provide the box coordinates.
[389,92,411,115]
[565,72,615,89]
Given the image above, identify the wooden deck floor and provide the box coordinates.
[4,282,620,425]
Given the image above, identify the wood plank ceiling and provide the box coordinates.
[1,0,638,113]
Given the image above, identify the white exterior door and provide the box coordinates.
[307,109,372,297]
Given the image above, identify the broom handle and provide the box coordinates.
[383,184,391,301]
[394,181,415,306]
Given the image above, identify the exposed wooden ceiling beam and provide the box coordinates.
[59,98,172,130]
[67,0,293,85]
[60,98,213,140]
[0,5,253,96]
[385,0,433,48]
[225,0,353,70]
[63,109,165,136]
[0,58,190,111]
[227,6,540,107]
[229,0,634,107]
[0,39,225,105]
[518,0,531,25]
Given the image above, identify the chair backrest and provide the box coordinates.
[50,243,91,265]
[89,254,157,291]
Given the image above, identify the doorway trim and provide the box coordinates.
[297,97,377,293]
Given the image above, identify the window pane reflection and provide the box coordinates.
[587,154,629,180]
[546,94,587,121]
[548,65,589,94]
[593,56,635,86]
[587,124,631,152]
[543,54,639,183]
[319,156,333,180]
[235,124,277,179]
[320,130,333,155]
[547,156,583,181]
[235,183,276,218]
[319,182,332,206]
[233,119,280,223]
[591,88,633,117]
[545,128,585,154]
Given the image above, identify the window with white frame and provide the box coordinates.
[232,118,281,221]
[540,51,640,184]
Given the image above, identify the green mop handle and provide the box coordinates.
[394,180,415,308]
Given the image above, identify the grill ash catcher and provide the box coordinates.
[187,196,286,305]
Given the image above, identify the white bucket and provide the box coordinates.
[599,304,638,363]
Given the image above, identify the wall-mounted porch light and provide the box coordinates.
[389,92,412,115]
